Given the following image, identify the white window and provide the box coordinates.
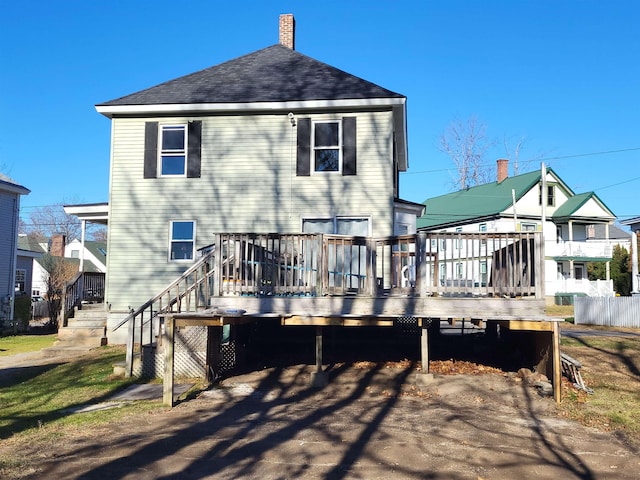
[455,227,463,250]
[539,184,555,206]
[479,223,487,232]
[161,125,187,176]
[15,269,26,292]
[71,249,80,258]
[520,223,537,232]
[169,221,195,261]
[313,121,341,173]
[302,217,370,236]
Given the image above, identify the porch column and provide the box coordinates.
[79,219,86,273]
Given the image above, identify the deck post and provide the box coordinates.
[311,325,328,387]
[213,234,222,297]
[416,318,434,387]
[125,315,134,377]
[552,321,562,403]
[162,315,175,407]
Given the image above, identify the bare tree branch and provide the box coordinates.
[440,116,495,190]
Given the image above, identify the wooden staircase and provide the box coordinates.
[42,303,108,357]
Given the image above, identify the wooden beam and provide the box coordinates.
[421,322,429,373]
[284,315,395,327]
[162,315,175,407]
[552,321,562,403]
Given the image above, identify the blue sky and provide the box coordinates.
[2,1,638,227]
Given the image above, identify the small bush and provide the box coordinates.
[13,295,32,332]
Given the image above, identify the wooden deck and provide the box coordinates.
[113,231,563,405]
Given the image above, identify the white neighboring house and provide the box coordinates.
[0,173,30,327]
[31,236,107,302]
[417,160,619,301]
[620,216,640,293]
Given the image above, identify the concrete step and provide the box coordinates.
[58,326,106,339]
[54,335,106,347]
[65,319,107,329]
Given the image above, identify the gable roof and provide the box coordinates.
[417,167,615,230]
[552,192,614,221]
[17,235,46,254]
[417,170,542,229]
[0,173,30,195]
[84,241,107,265]
[97,45,404,110]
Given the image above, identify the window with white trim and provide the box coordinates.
[15,269,26,293]
[520,222,537,232]
[313,121,341,172]
[169,221,195,261]
[302,217,370,236]
[538,184,555,206]
[161,125,187,176]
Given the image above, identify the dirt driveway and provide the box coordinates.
[11,358,639,480]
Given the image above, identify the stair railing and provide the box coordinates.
[114,247,216,377]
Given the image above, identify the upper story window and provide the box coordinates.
[169,221,195,262]
[297,117,356,176]
[144,121,201,179]
[70,249,80,258]
[520,222,537,232]
[539,184,555,206]
[479,223,487,232]
[313,121,341,172]
[161,125,186,176]
[15,269,26,292]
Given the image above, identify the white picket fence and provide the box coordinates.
[574,296,640,328]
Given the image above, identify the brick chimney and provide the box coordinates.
[497,159,509,183]
[50,234,66,257]
[279,14,295,50]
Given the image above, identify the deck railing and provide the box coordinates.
[212,231,543,298]
[114,248,216,376]
[61,271,106,325]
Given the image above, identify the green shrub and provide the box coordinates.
[13,295,32,332]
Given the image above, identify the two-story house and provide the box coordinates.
[0,173,30,328]
[417,160,617,301]
[94,15,421,343]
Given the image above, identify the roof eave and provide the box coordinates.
[95,97,407,119]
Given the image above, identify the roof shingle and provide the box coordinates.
[98,45,404,107]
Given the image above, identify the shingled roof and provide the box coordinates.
[97,44,404,108]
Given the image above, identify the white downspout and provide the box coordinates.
[631,231,639,294]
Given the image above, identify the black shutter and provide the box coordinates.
[296,118,311,176]
[187,120,202,178]
[143,122,158,178]
[342,117,357,176]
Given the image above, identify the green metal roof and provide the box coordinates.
[417,170,542,229]
[551,192,615,220]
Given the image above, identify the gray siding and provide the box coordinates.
[0,191,18,309]
[106,111,396,313]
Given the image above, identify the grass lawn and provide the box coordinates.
[0,334,57,357]
[560,335,640,442]
[0,346,159,441]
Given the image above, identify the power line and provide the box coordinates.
[402,146,640,175]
